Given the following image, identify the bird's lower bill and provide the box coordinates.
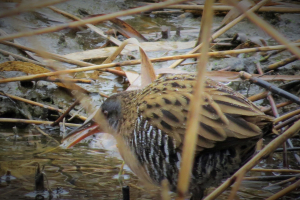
[61,121,101,148]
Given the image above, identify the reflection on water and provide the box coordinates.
[0,129,156,199]
[0,127,299,199]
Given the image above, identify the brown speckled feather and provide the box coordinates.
[132,74,272,151]
[99,74,273,198]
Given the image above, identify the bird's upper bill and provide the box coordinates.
[60,121,101,148]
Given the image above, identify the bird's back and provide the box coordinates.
[117,74,273,196]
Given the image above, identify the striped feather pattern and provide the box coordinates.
[100,74,273,195]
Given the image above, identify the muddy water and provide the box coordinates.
[0,0,300,199]
[1,129,299,199]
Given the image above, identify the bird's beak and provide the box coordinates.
[61,108,103,148]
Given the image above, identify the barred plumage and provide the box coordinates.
[66,74,274,199]
[99,74,273,199]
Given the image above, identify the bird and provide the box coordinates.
[64,73,274,199]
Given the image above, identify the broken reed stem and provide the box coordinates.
[265,179,300,200]
[164,4,300,13]
[0,90,88,122]
[0,41,126,77]
[0,0,190,42]
[167,0,270,70]
[275,109,300,124]
[262,101,293,113]
[1,43,300,85]
[266,176,299,188]
[248,91,269,101]
[176,1,214,199]
[203,119,300,200]
[0,118,81,127]
[0,49,44,66]
[274,114,300,130]
[0,0,68,18]
[0,91,63,115]
[265,55,298,71]
[227,0,300,60]
[243,175,297,181]
[260,39,300,62]
[251,168,300,173]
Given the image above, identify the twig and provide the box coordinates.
[248,91,269,101]
[262,101,293,113]
[151,10,184,15]
[243,175,298,181]
[265,179,300,200]
[51,99,80,127]
[260,39,300,62]
[265,176,300,189]
[203,118,300,200]
[251,168,300,173]
[180,62,197,66]
[239,71,300,105]
[265,55,298,71]
[275,109,300,124]
[249,80,300,102]
[274,114,300,130]
[0,118,81,127]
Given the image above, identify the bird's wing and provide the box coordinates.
[137,74,273,151]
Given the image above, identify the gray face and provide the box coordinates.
[101,95,122,130]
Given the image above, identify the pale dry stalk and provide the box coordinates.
[0,118,80,127]
[167,0,271,70]
[176,1,214,199]
[0,0,190,42]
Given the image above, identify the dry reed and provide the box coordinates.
[176,1,214,199]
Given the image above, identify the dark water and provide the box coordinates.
[1,128,299,200]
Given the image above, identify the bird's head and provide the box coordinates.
[101,94,122,131]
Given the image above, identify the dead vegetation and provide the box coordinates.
[0,0,300,199]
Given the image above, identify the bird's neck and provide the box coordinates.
[117,89,141,136]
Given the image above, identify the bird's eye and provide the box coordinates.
[103,110,108,117]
